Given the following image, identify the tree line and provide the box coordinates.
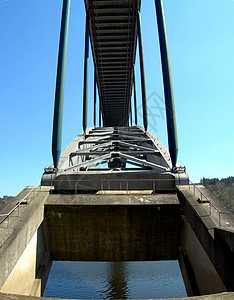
[200,176,234,212]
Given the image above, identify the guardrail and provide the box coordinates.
[50,176,183,194]
[69,177,233,228]
[185,180,234,227]
[0,182,41,227]
[2,178,232,229]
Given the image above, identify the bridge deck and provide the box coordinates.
[84,0,141,126]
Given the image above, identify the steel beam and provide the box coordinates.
[70,150,158,156]
[154,0,178,167]
[133,66,138,125]
[78,139,152,145]
[94,70,97,127]
[82,14,90,133]
[129,95,133,127]
[99,98,102,127]
[137,11,148,131]
[52,0,71,168]
[67,151,168,171]
[76,140,157,154]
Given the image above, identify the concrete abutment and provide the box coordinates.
[0,186,234,299]
[178,187,234,295]
[0,188,51,296]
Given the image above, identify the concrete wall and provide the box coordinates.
[179,220,226,296]
[1,186,234,299]
[0,188,51,296]
[178,187,234,295]
[1,291,234,300]
[0,227,51,297]
[44,193,182,261]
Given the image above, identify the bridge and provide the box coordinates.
[42,0,183,192]
[0,0,234,299]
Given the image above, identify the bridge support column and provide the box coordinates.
[82,14,90,134]
[133,66,138,125]
[137,11,148,131]
[154,0,178,167]
[52,0,71,168]
[93,70,97,127]
[99,98,102,127]
[129,95,133,127]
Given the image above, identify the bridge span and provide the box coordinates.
[1,0,234,299]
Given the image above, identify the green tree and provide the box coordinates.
[201,176,234,212]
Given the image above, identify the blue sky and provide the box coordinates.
[0,0,233,197]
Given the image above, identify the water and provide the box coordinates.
[43,261,187,299]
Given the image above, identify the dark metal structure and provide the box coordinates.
[154,0,178,168]
[84,0,140,128]
[46,0,185,191]
[42,126,187,192]
[82,14,90,133]
[52,0,71,168]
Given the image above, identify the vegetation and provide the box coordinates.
[0,195,14,210]
[200,177,234,212]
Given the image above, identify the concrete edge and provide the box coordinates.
[0,291,234,300]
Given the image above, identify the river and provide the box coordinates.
[43,260,187,299]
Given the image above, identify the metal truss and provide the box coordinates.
[41,126,188,192]
[67,126,170,172]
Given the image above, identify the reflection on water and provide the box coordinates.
[43,261,187,299]
[102,262,128,299]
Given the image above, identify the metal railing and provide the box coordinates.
[0,181,41,227]
[186,180,234,227]
[2,177,232,228]
[51,177,181,195]
[69,177,234,228]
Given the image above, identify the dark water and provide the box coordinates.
[43,261,187,299]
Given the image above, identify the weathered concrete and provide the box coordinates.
[178,185,234,295]
[0,187,51,296]
[1,185,234,298]
[44,193,182,261]
[179,220,226,296]
[45,192,180,206]
[1,231,40,295]
[1,291,234,299]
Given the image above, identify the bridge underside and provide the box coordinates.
[42,127,188,192]
[45,193,181,261]
[84,0,140,126]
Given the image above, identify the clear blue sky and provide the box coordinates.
[0,0,233,197]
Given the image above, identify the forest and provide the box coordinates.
[200,176,234,212]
